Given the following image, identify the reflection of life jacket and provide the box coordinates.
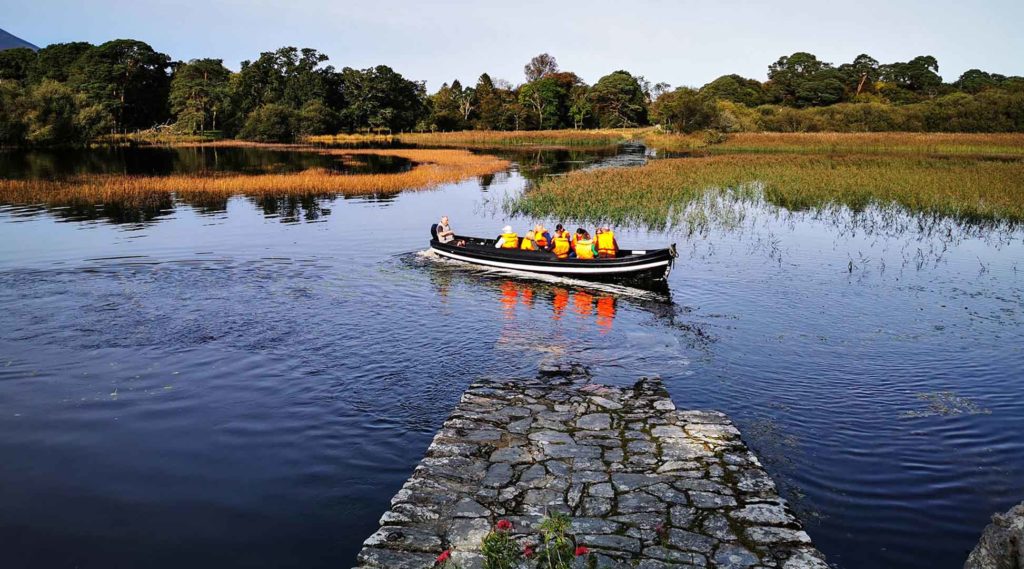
[575,238,595,260]
[500,232,519,249]
[552,235,571,258]
[552,288,569,319]
[596,296,616,330]
[520,237,536,251]
[597,231,617,258]
[574,291,595,316]
[534,232,549,248]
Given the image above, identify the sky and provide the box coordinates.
[3,0,1023,92]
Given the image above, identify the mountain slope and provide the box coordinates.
[0,28,39,51]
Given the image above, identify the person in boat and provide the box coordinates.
[595,226,619,258]
[520,230,538,251]
[495,225,519,249]
[532,224,551,250]
[574,228,597,260]
[436,216,465,247]
[551,226,572,259]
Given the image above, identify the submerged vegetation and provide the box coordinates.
[509,148,1024,231]
[0,147,508,208]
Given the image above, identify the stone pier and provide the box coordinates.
[355,371,827,568]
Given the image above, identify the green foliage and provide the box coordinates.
[24,80,79,145]
[589,70,648,127]
[295,99,339,136]
[239,103,297,142]
[339,65,426,132]
[29,42,92,83]
[652,87,720,133]
[0,47,37,83]
[170,59,233,134]
[68,39,172,131]
[0,82,27,144]
[700,74,768,107]
[233,47,337,117]
[537,512,576,569]
[480,524,520,569]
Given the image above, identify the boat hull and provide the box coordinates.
[429,237,676,285]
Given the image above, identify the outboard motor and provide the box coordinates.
[430,224,439,241]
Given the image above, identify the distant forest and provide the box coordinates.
[0,40,1022,146]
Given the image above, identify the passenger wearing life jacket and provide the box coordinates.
[520,230,537,251]
[495,225,519,249]
[532,224,550,249]
[595,226,619,258]
[551,230,572,259]
[574,229,596,260]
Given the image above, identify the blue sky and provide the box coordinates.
[3,0,1022,91]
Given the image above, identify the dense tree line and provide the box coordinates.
[0,41,1022,147]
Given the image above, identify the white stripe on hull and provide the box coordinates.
[431,247,670,276]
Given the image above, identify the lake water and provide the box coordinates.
[1,146,1022,568]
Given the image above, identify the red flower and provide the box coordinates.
[655,523,666,535]
[435,549,451,565]
[574,545,590,557]
[495,519,513,531]
[523,544,535,558]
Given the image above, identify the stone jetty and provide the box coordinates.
[355,370,827,568]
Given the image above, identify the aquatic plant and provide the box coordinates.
[0,147,509,207]
[308,128,647,149]
[643,131,1024,158]
[508,153,1024,232]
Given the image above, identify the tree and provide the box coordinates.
[589,70,648,127]
[955,69,1006,94]
[68,39,172,131]
[0,82,27,144]
[524,53,558,82]
[880,56,942,94]
[650,87,719,133]
[837,54,880,97]
[295,99,339,135]
[700,74,768,107]
[568,84,592,129]
[473,73,506,129]
[233,47,336,117]
[338,65,426,132]
[29,42,93,83]
[24,80,79,145]
[239,103,297,142]
[169,58,232,133]
[0,48,37,84]
[767,52,845,107]
[519,77,564,129]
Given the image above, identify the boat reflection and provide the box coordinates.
[415,251,711,349]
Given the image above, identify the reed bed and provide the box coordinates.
[509,153,1024,229]
[644,132,1024,158]
[0,148,509,207]
[308,129,646,148]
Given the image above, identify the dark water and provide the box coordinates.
[0,146,413,179]
[1,147,1022,569]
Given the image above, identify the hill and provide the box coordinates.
[0,28,38,51]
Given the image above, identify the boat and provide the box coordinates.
[429,225,677,285]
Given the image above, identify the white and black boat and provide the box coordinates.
[429,225,676,285]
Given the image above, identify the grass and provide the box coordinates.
[643,132,1024,158]
[508,153,1024,230]
[0,146,509,208]
[307,129,647,148]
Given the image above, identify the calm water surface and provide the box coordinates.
[1,147,1022,568]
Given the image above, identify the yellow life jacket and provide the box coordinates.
[500,232,519,249]
[552,235,571,258]
[520,237,536,251]
[534,232,549,248]
[575,238,595,260]
[597,231,617,257]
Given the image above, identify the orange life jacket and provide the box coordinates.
[500,232,519,249]
[596,231,617,257]
[520,237,536,251]
[575,238,595,260]
[552,235,571,258]
[534,232,549,248]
